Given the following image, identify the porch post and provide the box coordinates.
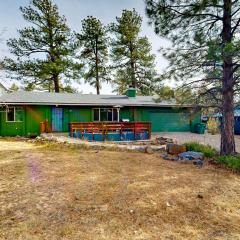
[117,108,120,122]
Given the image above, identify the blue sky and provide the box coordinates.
[0,0,169,94]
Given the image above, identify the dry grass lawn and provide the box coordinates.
[0,139,240,240]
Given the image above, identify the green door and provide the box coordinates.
[150,112,190,132]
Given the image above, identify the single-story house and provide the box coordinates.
[0,88,201,137]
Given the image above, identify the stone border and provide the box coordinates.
[40,133,166,153]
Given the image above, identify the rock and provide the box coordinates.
[197,194,204,199]
[161,154,179,161]
[163,156,172,161]
[166,202,171,207]
[166,144,187,155]
[145,145,153,154]
[178,159,193,164]
[156,137,175,145]
[178,151,204,160]
[193,159,204,167]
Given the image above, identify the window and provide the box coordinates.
[93,109,100,121]
[6,107,23,122]
[100,108,108,121]
[113,109,118,121]
[93,108,119,122]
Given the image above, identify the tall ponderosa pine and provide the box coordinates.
[146,0,240,155]
[110,9,158,95]
[77,16,109,95]
[4,0,81,92]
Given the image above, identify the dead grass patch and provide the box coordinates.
[0,139,240,239]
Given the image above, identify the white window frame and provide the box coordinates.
[6,107,23,122]
[92,108,119,122]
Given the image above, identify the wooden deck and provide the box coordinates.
[69,122,151,141]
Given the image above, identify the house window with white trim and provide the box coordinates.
[6,107,23,122]
[93,108,119,122]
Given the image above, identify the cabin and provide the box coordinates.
[0,89,201,139]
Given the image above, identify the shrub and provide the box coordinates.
[216,155,240,171]
[184,141,217,158]
[207,117,219,135]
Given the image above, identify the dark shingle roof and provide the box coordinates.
[0,91,192,107]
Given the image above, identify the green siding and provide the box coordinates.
[119,107,134,121]
[63,108,70,132]
[64,107,92,132]
[0,109,25,136]
[68,107,92,122]
[25,105,51,136]
[150,112,190,132]
[132,107,201,132]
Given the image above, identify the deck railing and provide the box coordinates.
[69,122,151,141]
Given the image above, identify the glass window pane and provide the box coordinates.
[107,109,113,121]
[15,107,23,122]
[93,109,99,121]
[113,109,118,121]
[100,108,107,121]
[7,108,14,122]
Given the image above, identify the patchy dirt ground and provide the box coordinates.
[0,139,240,240]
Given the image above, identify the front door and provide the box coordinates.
[52,107,63,132]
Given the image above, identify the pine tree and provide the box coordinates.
[4,0,82,93]
[146,0,240,155]
[110,9,158,95]
[9,83,19,92]
[77,16,109,95]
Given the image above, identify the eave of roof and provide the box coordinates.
[0,83,7,91]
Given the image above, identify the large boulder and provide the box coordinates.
[156,137,175,145]
[178,151,204,160]
[166,144,187,155]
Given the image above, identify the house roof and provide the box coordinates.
[0,83,7,91]
[0,91,194,108]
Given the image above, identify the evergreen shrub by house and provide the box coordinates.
[184,142,217,158]
[217,156,240,171]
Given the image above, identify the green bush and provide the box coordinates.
[184,141,217,158]
[217,156,240,170]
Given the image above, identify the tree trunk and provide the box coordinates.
[96,59,100,95]
[130,43,136,88]
[53,74,60,93]
[95,39,100,95]
[130,59,136,88]
[96,79,100,95]
[220,0,236,155]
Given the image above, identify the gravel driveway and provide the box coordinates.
[153,132,240,152]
